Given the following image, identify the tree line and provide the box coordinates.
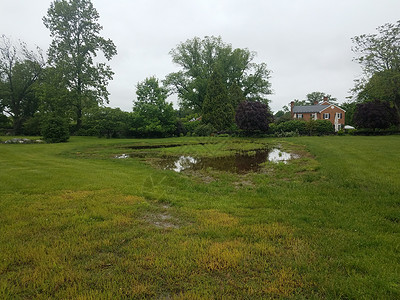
[1,0,400,142]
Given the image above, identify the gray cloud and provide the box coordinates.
[1,0,399,112]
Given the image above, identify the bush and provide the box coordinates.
[194,123,216,136]
[41,115,70,143]
[22,115,42,136]
[274,130,300,138]
[271,119,334,136]
[0,114,11,129]
[353,100,399,130]
[182,119,201,135]
[273,120,308,135]
[306,120,334,135]
[235,101,273,134]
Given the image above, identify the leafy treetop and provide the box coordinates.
[43,0,117,129]
[164,36,272,112]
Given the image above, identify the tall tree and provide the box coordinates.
[0,35,44,134]
[352,20,400,76]
[340,101,358,126]
[131,77,176,137]
[43,0,117,131]
[306,91,337,104]
[202,68,234,131]
[352,20,400,117]
[164,36,272,112]
[358,70,400,117]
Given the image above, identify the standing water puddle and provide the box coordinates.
[158,148,298,174]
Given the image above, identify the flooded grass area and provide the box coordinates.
[157,148,298,174]
[112,139,300,174]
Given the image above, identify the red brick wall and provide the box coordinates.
[319,105,345,126]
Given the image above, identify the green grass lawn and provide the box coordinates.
[0,136,399,299]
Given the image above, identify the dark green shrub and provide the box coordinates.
[194,123,216,136]
[41,115,70,143]
[337,129,345,136]
[22,115,41,136]
[183,119,201,135]
[274,120,307,135]
[306,120,334,135]
[0,114,11,129]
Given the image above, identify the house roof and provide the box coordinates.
[293,104,329,113]
[293,102,346,113]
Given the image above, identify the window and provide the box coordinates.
[323,113,330,119]
[336,113,342,119]
[296,114,303,119]
[311,113,317,120]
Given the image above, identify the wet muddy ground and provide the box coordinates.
[115,143,299,174]
[157,148,298,174]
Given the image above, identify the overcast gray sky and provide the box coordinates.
[1,0,400,112]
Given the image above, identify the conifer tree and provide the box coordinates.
[202,68,234,131]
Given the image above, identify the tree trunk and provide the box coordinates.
[12,116,23,135]
[75,106,82,133]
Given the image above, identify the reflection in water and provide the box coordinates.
[115,154,130,159]
[172,156,198,172]
[268,148,295,163]
[159,148,297,174]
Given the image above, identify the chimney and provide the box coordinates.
[323,96,328,102]
[314,100,319,105]
[290,101,294,113]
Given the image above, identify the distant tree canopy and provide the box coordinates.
[352,20,400,76]
[0,35,45,134]
[306,92,337,104]
[164,36,272,114]
[292,92,338,107]
[352,20,400,119]
[353,100,399,130]
[340,101,357,126]
[43,0,117,131]
[131,77,176,137]
[358,70,400,116]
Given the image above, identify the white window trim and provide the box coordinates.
[323,113,330,119]
[336,113,342,119]
[296,113,303,119]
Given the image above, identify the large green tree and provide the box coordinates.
[131,77,176,137]
[164,36,272,112]
[0,35,44,134]
[358,70,400,116]
[43,0,117,131]
[306,92,338,105]
[202,68,234,131]
[352,20,400,117]
[352,20,400,75]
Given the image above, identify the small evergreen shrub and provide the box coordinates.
[41,115,70,143]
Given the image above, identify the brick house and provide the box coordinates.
[290,98,346,132]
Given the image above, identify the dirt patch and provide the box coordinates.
[144,203,180,229]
